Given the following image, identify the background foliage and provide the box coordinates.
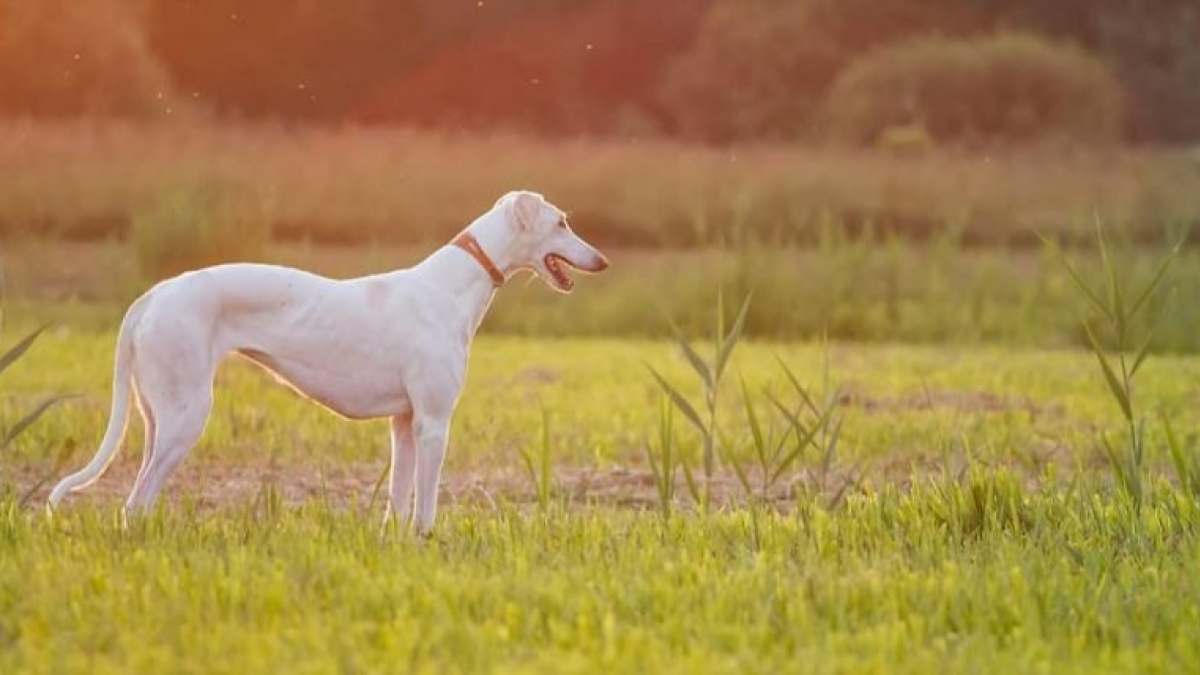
[2,0,1198,142]
[821,32,1124,147]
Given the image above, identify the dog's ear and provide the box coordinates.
[509,192,543,231]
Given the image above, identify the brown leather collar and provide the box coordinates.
[451,232,505,287]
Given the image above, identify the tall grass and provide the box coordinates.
[1,120,1197,247]
[130,179,273,279]
[486,237,1200,352]
[12,233,1200,351]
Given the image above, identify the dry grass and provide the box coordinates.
[1,119,1197,246]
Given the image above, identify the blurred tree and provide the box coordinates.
[660,0,1199,143]
[2,0,1197,142]
[962,0,1200,140]
[0,0,177,117]
[1076,2,1200,142]
[657,0,981,141]
[146,0,425,119]
[355,1,706,135]
[146,0,704,133]
[657,1,837,141]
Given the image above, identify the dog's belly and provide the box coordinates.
[237,348,410,420]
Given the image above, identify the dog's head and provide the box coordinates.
[495,191,609,293]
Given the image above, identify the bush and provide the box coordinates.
[130,181,272,280]
[822,32,1125,147]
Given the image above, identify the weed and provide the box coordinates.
[727,354,843,507]
[643,395,679,520]
[518,405,557,514]
[773,348,847,500]
[0,325,76,500]
[1042,219,1182,510]
[648,290,751,510]
[1163,415,1200,499]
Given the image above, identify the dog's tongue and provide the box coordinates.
[545,254,575,289]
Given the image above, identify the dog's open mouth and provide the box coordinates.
[544,253,577,291]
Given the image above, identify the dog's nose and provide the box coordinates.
[593,252,610,272]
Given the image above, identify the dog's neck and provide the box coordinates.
[413,211,523,336]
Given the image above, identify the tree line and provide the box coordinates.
[1,0,1197,143]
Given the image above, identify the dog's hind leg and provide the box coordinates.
[129,379,157,495]
[48,294,151,507]
[124,388,212,514]
[123,327,217,515]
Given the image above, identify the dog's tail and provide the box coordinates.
[48,295,150,508]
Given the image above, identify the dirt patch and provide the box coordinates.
[511,367,561,386]
[838,386,1059,418]
[11,459,859,513]
[9,447,1105,515]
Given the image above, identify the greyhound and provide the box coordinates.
[47,190,608,534]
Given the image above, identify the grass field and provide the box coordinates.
[3,313,1200,672]
[3,121,1200,672]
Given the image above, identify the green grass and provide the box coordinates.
[8,237,1200,351]
[3,486,1199,673]
[6,326,1200,474]
[4,311,1200,672]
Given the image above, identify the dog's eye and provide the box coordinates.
[557,219,567,229]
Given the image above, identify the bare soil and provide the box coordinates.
[13,458,868,514]
[10,442,1092,516]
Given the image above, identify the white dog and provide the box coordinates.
[48,191,608,534]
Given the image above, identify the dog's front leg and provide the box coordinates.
[382,412,416,531]
[412,412,452,537]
